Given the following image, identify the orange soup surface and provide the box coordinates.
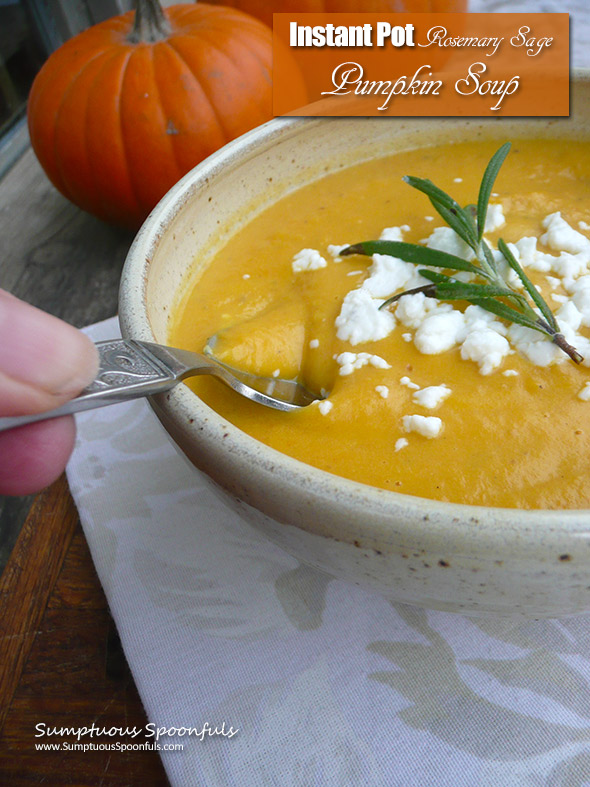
[171,139,590,509]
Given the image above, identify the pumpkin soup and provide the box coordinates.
[171,138,590,510]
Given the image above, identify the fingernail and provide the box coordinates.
[0,290,99,399]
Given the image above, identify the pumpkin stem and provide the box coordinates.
[128,0,171,44]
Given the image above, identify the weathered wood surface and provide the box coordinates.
[0,152,170,782]
[0,147,133,570]
[0,475,169,785]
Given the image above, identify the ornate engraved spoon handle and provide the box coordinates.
[0,339,204,433]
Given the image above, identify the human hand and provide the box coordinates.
[0,290,99,495]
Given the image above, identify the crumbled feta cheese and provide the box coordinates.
[292,248,327,272]
[395,292,441,329]
[484,204,506,233]
[327,244,349,259]
[463,304,507,336]
[566,273,590,293]
[402,333,412,342]
[412,384,452,409]
[525,251,553,273]
[550,251,590,280]
[424,226,475,261]
[569,276,590,326]
[400,376,420,390]
[541,213,590,254]
[578,382,590,401]
[362,254,419,298]
[347,270,363,276]
[551,293,568,303]
[556,300,583,332]
[394,438,409,451]
[375,385,389,398]
[576,336,590,368]
[579,221,590,231]
[335,288,395,345]
[402,414,443,438]
[242,273,250,280]
[502,369,519,377]
[379,226,403,241]
[335,351,391,376]
[425,216,434,222]
[318,400,333,415]
[508,323,564,367]
[514,236,539,267]
[545,275,561,289]
[453,177,463,183]
[415,310,466,355]
[461,329,511,375]
[309,339,320,349]
[272,369,280,378]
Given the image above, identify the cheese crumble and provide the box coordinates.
[335,351,391,376]
[292,248,327,272]
[412,384,452,409]
[327,244,349,260]
[402,414,443,438]
[335,288,395,345]
[400,376,420,390]
[331,208,590,380]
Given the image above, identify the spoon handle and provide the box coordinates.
[0,339,186,433]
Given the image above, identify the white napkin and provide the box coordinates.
[66,316,590,786]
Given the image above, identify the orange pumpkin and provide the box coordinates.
[28,1,305,229]
[205,0,468,29]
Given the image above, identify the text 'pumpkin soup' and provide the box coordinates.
[171,139,590,510]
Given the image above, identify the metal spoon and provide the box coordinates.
[0,338,321,434]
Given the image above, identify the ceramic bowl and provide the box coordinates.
[120,73,590,617]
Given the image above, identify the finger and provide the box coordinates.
[0,290,98,416]
[0,416,76,496]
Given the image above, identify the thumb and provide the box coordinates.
[0,290,99,417]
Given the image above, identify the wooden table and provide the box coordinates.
[0,476,170,785]
[0,146,134,569]
[0,149,169,782]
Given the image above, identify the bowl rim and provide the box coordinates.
[119,76,590,541]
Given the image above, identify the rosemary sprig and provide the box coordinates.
[341,143,583,364]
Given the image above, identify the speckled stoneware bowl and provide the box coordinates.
[120,73,590,618]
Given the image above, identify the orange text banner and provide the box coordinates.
[272,13,569,116]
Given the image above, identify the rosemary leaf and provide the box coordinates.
[477,142,511,243]
[468,298,549,333]
[402,176,479,250]
[497,238,559,332]
[480,239,499,277]
[341,240,485,278]
[417,270,518,301]
[379,284,437,310]
[464,203,479,242]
